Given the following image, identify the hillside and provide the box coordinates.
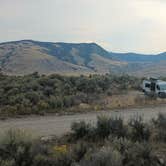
[0,40,126,75]
[111,52,166,76]
[0,40,166,76]
[111,52,166,62]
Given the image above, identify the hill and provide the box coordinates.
[111,52,166,62]
[111,52,166,76]
[0,40,126,75]
[0,40,166,76]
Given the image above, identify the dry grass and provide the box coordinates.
[65,91,166,113]
[101,91,166,110]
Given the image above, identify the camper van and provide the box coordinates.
[142,78,166,98]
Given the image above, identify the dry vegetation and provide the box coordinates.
[103,91,166,110]
[0,114,166,166]
[0,73,142,116]
[1,72,166,117]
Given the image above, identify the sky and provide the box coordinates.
[0,0,166,54]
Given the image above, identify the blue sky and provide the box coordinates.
[0,0,166,53]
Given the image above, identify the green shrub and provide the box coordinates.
[79,147,122,166]
[1,114,166,166]
[54,153,73,166]
[0,73,141,115]
[71,121,92,139]
[33,155,51,166]
[0,159,14,166]
[112,139,161,166]
[96,116,127,139]
[96,116,111,139]
[112,138,133,154]
[122,143,160,166]
[152,113,166,142]
[128,116,151,142]
[0,129,34,166]
[109,117,127,138]
[72,142,94,162]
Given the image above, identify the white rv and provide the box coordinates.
[142,78,166,98]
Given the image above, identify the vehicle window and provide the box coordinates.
[156,85,160,90]
[145,83,150,88]
[159,84,166,90]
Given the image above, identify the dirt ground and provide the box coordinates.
[0,104,166,137]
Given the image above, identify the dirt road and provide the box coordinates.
[0,105,166,137]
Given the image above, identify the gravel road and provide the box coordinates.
[0,105,166,137]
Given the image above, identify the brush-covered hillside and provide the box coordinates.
[0,40,126,75]
[1,40,166,76]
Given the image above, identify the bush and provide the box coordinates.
[96,116,127,139]
[112,139,161,166]
[1,114,166,166]
[122,143,160,166]
[128,116,151,142]
[0,159,14,166]
[71,121,92,139]
[0,129,34,166]
[0,73,141,115]
[96,116,111,139]
[152,113,166,142]
[71,142,93,162]
[79,147,122,166]
[0,130,73,166]
[33,155,55,166]
[112,138,133,154]
[109,117,127,138]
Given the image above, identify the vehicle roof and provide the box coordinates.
[157,81,166,85]
[143,79,166,84]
